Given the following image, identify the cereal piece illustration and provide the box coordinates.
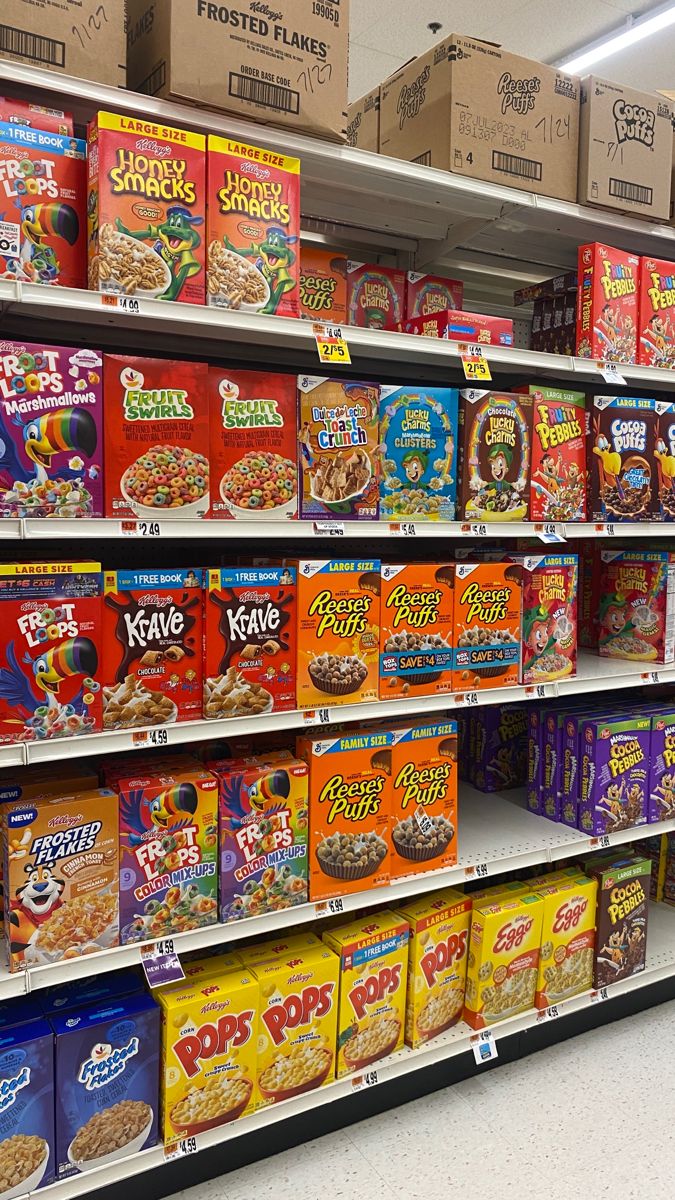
[452,562,522,692]
[576,242,638,363]
[298,378,380,520]
[514,553,578,685]
[379,385,458,521]
[458,391,533,521]
[347,262,405,329]
[390,720,458,878]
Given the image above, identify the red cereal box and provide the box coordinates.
[405,272,463,320]
[638,257,675,368]
[204,566,296,718]
[0,121,86,288]
[208,367,298,520]
[87,111,206,304]
[347,262,406,329]
[0,561,102,744]
[405,311,514,346]
[102,568,203,729]
[508,553,578,685]
[299,247,348,323]
[103,355,210,519]
[0,97,73,135]
[576,242,638,363]
[515,385,587,522]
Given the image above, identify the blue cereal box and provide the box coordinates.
[0,1017,54,1193]
[379,385,458,521]
[52,992,159,1179]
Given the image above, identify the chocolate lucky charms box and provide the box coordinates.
[458,391,533,522]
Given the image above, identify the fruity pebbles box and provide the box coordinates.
[0,561,102,744]
[458,391,533,521]
[0,121,86,288]
[298,376,380,520]
[638,256,675,368]
[87,112,205,304]
[576,242,638,363]
[589,394,659,521]
[579,715,650,836]
[347,262,405,329]
[380,563,454,699]
[379,385,458,521]
[207,136,299,317]
[598,549,675,664]
[0,1016,54,1191]
[394,889,471,1049]
[0,341,103,518]
[390,721,458,877]
[452,561,522,692]
[103,355,210,520]
[208,367,297,519]
[295,559,380,708]
[516,553,578,685]
[405,272,463,320]
[521,385,587,522]
[299,247,347,323]
[463,893,543,1030]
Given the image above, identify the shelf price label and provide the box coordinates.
[140,938,184,989]
[352,1069,379,1092]
[390,522,417,537]
[464,862,489,881]
[164,1136,198,1161]
[313,323,351,364]
[471,1031,498,1064]
[534,522,566,544]
[460,344,492,382]
[594,522,615,537]
[641,671,661,685]
[302,708,331,727]
[313,520,345,537]
[132,728,169,748]
[120,520,162,538]
[460,522,488,537]
[315,897,345,917]
[597,361,627,387]
[590,986,609,1004]
[537,1003,563,1024]
[101,293,142,316]
[524,683,558,700]
[590,834,612,850]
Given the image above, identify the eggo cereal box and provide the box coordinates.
[299,247,348,323]
[380,563,454,698]
[208,367,298,519]
[206,136,300,317]
[379,385,458,522]
[527,386,587,522]
[159,971,258,1143]
[390,721,458,877]
[87,112,206,303]
[117,767,218,944]
[103,355,210,519]
[0,341,103,518]
[295,559,380,708]
[452,562,522,692]
[0,561,102,744]
[394,889,471,1049]
[252,944,339,1107]
[639,257,675,368]
[464,893,543,1029]
[0,121,86,288]
[535,876,597,1008]
[102,568,203,729]
[576,242,638,363]
[517,553,578,685]
[323,912,409,1078]
[298,377,380,520]
[3,787,119,973]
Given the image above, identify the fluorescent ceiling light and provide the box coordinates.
[559,2,675,74]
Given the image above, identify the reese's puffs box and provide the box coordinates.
[390,721,458,878]
[295,559,380,709]
[379,562,454,698]
[452,561,522,692]
[299,246,348,322]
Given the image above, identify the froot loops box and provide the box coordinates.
[405,272,463,320]
[394,889,471,1049]
[299,247,348,323]
[208,367,297,519]
[598,549,675,664]
[379,563,454,698]
[452,561,522,693]
[379,385,458,521]
[389,721,457,877]
[463,893,543,1030]
[513,553,578,685]
[295,559,380,708]
[576,242,638,364]
[0,561,102,744]
[103,355,210,520]
[298,376,380,521]
[638,256,675,368]
[347,262,405,329]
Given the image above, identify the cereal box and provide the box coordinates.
[204,566,296,719]
[0,97,72,135]
[298,729,391,902]
[253,943,339,1107]
[0,342,103,518]
[390,721,457,877]
[458,391,533,521]
[347,262,405,329]
[239,932,321,969]
[103,355,210,520]
[405,311,514,346]
[323,912,409,1078]
[295,559,380,708]
[379,563,454,698]
[52,992,160,1178]
[589,855,650,987]
[0,1017,54,1192]
[102,568,203,729]
[648,710,675,823]
[534,876,597,1008]
[576,243,639,363]
[598,549,675,663]
[579,540,599,648]
[452,561,522,692]
[589,395,659,521]
[159,970,257,1143]
[0,561,102,744]
[463,893,543,1030]
[3,787,118,973]
[516,553,578,685]
[654,399,675,520]
[521,386,587,522]
[470,704,528,793]
[527,707,543,815]
[298,377,380,521]
[638,256,675,368]
[579,715,650,836]
[405,272,463,320]
[394,889,471,1049]
[208,367,297,520]
[379,385,458,522]
[87,112,206,304]
[0,121,86,288]
[299,247,347,323]
[40,970,144,1017]
[214,753,308,920]
[117,766,218,944]
[207,136,299,317]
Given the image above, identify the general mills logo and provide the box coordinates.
[613,99,655,147]
[397,65,430,129]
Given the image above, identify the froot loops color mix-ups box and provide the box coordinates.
[395,889,471,1049]
[298,376,380,521]
[295,559,380,708]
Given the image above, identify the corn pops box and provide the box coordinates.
[452,561,522,692]
[298,377,380,520]
[464,893,543,1029]
[380,563,454,698]
[535,876,597,1008]
[390,721,457,877]
[295,559,380,708]
[379,385,458,521]
[394,889,471,1049]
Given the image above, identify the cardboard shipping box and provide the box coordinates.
[657,90,675,222]
[2,0,125,87]
[380,33,579,202]
[346,86,380,151]
[579,77,672,221]
[127,0,349,141]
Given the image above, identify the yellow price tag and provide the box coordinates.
[313,323,352,364]
[460,344,492,381]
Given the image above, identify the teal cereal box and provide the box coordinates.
[379,386,458,521]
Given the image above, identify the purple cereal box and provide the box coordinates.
[648,710,675,823]
[541,707,560,821]
[0,1017,54,1192]
[52,992,159,1179]
[527,707,542,815]
[579,715,651,836]
[471,704,527,793]
[0,342,103,518]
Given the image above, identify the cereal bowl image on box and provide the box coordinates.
[0,1016,55,1196]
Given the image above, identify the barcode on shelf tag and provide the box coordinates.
[119,520,161,537]
[132,728,169,748]
[352,1069,379,1092]
[140,939,184,988]
[535,523,566,544]
[641,671,660,685]
[597,361,627,387]
[302,708,331,726]
[471,1031,498,1064]
[313,521,345,536]
[313,323,351,365]
[315,897,344,917]
[460,344,492,382]
[464,862,489,881]
[590,986,609,1004]
[164,1136,197,1161]
[101,293,142,316]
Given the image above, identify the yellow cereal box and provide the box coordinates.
[252,944,339,1108]
[468,879,526,906]
[535,876,597,1008]
[323,911,409,1078]
[239,931,322,968]
[155,951,242,990]
[394,889,471,1049]
[159,970,258,1143]
[464,893,543,1030]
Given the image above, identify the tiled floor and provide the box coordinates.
[174,1003,665,1200]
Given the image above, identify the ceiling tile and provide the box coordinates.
[348,47,403,100]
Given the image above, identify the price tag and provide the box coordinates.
[524,683,558,700]
[302,708,331,726]
[590,834,611,850]
[132,728,169,748]
[352,1069,379,1092]
[313,323,351,365]
[590,986,609,1004]
[101,293,141,315]
[471,1031,498,1064]
[465,692,479,707]
[537,1003,563,1023]
[119,520,161,538]
[315,897,345,917]
[140,938,184,988]
[390,522,417,537]
[464,862,489,881]
[641,671,661,685]
[594,522,615,536]
[535,522,566,544]
[164,1136,198,1161]
[470,523,487,537]
[313,521,345,537]
[597,361,627,386]
[460,344,492,382]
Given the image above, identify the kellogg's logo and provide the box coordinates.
[613,99,655,147]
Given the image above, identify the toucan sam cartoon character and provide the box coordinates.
[16,200,80,283]
[121,781,198,848]
[18,406,97,481]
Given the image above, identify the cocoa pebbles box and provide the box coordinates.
[576,242,638,363]
[295,559,380,709]
[347,262,405,329]
[648,710,675,823]
[589,395,659,521]
[458,391,533,522]
[579,715,651,836]
[598,549,675,664]
[517,385,587,522]
[589,855,650,988]
[298,376,380,521]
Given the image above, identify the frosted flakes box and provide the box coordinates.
[0,1017,54,1193]
[394,889,471,1049]
[463,893,543,1030]
[298,376,380,521]
[535,876,597,1008]
[379,385,458,521]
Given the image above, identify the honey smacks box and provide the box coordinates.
[158,968,258,1144]
[452,561,522,692]
[394,888,472,1049]
[323,911,409,1078]
[464,892,543,1029]
[390,721,458,878]
[379,563,454,698]
[534,875,597,1009]
[295,559,380,708]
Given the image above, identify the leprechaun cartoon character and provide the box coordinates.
[522,604,556,675]
[402,451,426,484]
[223,226,298,314]
[598,591,633,646]
[115,205,203,300]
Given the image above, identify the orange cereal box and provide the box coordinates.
[464,893,543,1029]
[323,911,409,1078]
[87,111,206,304]
[103,354,210,519]
[298,728,391,903]
[534,876,597,1008]
[295,559,380,708]
[206,136,299,318]
[390,720,458,878]
[452,561,522,692]
[394,889,471,1048]
[380,563,454,698]
[299,247,348,323]
[298,377,380,521]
